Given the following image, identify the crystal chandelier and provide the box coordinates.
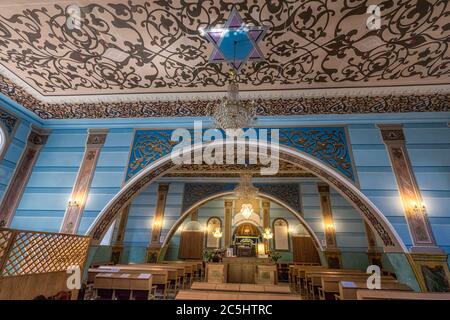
[212,227,223,238]
[234,173,258,219]
[211,71,256,130]
[239,203,254,219]
[263,228,273,240]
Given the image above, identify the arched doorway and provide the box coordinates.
[158,191,324,261]
[233,222,261,257]
[86,140,406,253]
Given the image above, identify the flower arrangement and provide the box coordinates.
[268,250,282,263]
[203,248,226,263]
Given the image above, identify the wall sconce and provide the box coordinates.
[263,228,273,240]
[324,222,335,232]
[212,227,223,238]
[153,218,163,228]
[68,199,79,207]
[410,200,426,215]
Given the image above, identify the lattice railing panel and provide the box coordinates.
[0,228,90,277]
[0,229,13,263]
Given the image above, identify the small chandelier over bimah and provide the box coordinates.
[211,71,257,130]
[239,203,254,219]
[234,173,259,219]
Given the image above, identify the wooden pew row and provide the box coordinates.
[288,264,324,288]
[131,264,187,290]
[176,290,302,300]
[304,269,365,299]
[93,273,155,300]
[161,261,204,282]
[152,263,195,288]
[356,290,450,300]
[92,266,171,299]
[108,264,182,294]
[295,266,326,293]
[318,275,397,300]
[190,282,292,294]
[337,281,412,300]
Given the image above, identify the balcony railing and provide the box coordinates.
[0,228,91,277]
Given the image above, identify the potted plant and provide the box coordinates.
[268,250,282,263]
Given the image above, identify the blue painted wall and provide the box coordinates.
[404,123,450,254]
[0,120,30,204]
[0,104,447,262]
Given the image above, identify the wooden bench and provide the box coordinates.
[128,264,185,292]
[94,266,171,299]
[93,273,155,300]
[356,290,450,300]
[337,281,412,300]
[175,290,301,300]
[305,269,365,299]
[318,274,397,300]
[190,282,292,294]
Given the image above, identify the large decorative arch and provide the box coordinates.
[157,190,324,261]
[86,140,407,253]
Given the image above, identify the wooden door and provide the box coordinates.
[292,236,321,264]
[178,231,204,259]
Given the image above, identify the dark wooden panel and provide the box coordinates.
[178,231,204,260]
[292,236,321,264]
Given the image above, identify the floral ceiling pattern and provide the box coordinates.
[0,0,448,119]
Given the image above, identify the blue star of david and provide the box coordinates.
[203,8,267,73]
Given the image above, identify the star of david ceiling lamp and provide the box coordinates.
[201,8,267,129]
[202,8,267,73]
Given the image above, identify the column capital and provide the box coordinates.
[377,124,405,143]
[28,125,51,147]
[86,128,108,149]
[317,182,330,194]
[224,200,233,207]
[158,183,170,192]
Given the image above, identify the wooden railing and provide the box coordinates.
[0,228,91,277]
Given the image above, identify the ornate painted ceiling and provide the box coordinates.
[0,0,449,119]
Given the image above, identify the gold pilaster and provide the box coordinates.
[378,124,439,251]
[224,200,233,247]
[150,183,169,245]
[318,183,342,268]
[60,129,108,234]
[0,126,50,227]
[110,205,131,264]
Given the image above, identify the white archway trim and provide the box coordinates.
[0,123,7,160]
[86,139,407,253]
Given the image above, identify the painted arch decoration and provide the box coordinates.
[88,140,406,252]
[126,127,355,181]
[181,183,302,213]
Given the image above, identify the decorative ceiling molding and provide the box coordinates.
[0,0,448,119]
[167,162,314,178]
[1,72,449,120]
